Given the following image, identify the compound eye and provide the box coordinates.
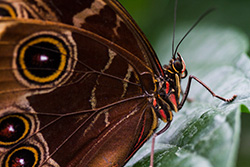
[173,59,183,72]
[176,52,187,74]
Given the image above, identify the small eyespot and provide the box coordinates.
[3,145,40,167]
[0,3,16,18]
[15,35,69,85]
[0,114,31,147]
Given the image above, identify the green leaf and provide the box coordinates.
[129,106,241,167]
[240,105,250,114]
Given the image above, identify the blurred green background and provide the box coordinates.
[119,0,250,166]
[120,0,250,48]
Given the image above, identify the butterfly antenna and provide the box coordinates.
[172,0,178,59]
[173,8,216,58]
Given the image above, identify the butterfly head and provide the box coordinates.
[152,52,188,123]
[164,52,187,79]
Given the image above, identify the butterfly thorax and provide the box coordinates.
[152,53,187,123]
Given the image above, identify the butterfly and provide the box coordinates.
[0,0,236,166]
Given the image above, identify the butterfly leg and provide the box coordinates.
[150,121,172,167]
[178,75,237,110]
[181,87,193,102]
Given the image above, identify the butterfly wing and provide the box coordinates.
[0,0,163,166]
[0,0,164,76]
[0,18,158,166]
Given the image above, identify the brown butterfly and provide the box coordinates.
[0,0,236,166]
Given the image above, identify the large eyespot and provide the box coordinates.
[3,145,40,167]
[0,3,16,18]
[17,36,67,84]
[0,114,31,147]
[18,36,67,83]
[13,32,77,88]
